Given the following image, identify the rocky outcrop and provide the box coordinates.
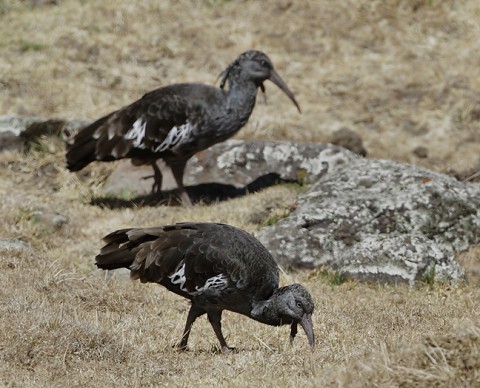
[103,138,478,284]
[0,115,88,151]
[103,140,356,198]
[257,157,480,284]
[2,115,478,284]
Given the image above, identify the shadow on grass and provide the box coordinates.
[90,173,293,208]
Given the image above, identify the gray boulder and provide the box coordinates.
[0,115,89,151]
[103,138,478,284]
[103,140,356,196]
[186,139,355,186]
[257,157,480,284]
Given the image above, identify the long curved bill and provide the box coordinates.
[269,69,301,113]
[300,313,315,349]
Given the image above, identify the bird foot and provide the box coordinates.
[151,183,162,196]
[140,175,163,195]
[221,346,236,354]
[178,190,193,207]
[173,342,188,352]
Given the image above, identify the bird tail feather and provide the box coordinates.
[65,113,113,171]
[95,228,137,270]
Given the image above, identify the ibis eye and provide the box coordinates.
[260,59,269,68]
[296,302,302,309]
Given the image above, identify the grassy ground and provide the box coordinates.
[1,0,480,175]
[1,0,480,387]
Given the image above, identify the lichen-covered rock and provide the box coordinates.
[103,140,356,196]
[0,115,89,147]
[0,238,30,251]
[257,158,480,284]
[188,139,356,185]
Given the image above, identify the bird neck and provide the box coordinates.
[224,79,258,123]
[250,289,291,326]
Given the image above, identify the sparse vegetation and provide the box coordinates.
[18,39,46,52]
[262,205,296,227]
[1,0,479,387]
[312,267,350,286]
[422,262,437,287]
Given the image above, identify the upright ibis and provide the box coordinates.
[66,51,301,205]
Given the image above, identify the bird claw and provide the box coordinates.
[221,346,236,354]
[140,174,163,195]
[173,342,188,352]
[151,183,162,195]
[289,335,295,346]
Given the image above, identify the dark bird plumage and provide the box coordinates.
[95,222,314,353]
[66,51,301,205]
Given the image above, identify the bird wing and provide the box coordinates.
[66,84,210,170]
[96,87,195,158]
[96,223,279,299]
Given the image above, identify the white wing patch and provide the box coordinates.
[169,262,187,291]
[124,119,147,149]
[168,261,228,295]
[153,122,194,153]
[123,120,194,152]
[193,274,229,295]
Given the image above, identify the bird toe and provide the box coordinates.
[173,342,188,352]
[220,346,236,354]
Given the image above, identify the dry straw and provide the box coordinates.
[1,1,479,386]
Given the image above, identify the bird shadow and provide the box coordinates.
[90,173,295,208]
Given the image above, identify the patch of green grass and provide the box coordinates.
[421,263,436,286]
[420,263,458,288]
[30,140,52,156]
[263,209,292,226]
[296,169,310,186]
[27,135,67,157]
[312,267,349,286]
[18,40,47,52]
[15,206,36,224]
[280,181,310,194]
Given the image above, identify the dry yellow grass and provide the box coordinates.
[1,1,480,387]
[0,128,479,387]
[1,0,480,174]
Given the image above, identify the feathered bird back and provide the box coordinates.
[95,222,279,300]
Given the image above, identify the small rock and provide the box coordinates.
[31,210,68,229]
[413,146,428,158]
[0,238,30,251]
[330,127,367,156]
[0,131,24,152]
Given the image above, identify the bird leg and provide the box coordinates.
[141,162,163,194]
[290,323,298,345]
[169,159,192,206]
[207,310,234,354]
[177,305,205,351]
[150,161,163,195]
